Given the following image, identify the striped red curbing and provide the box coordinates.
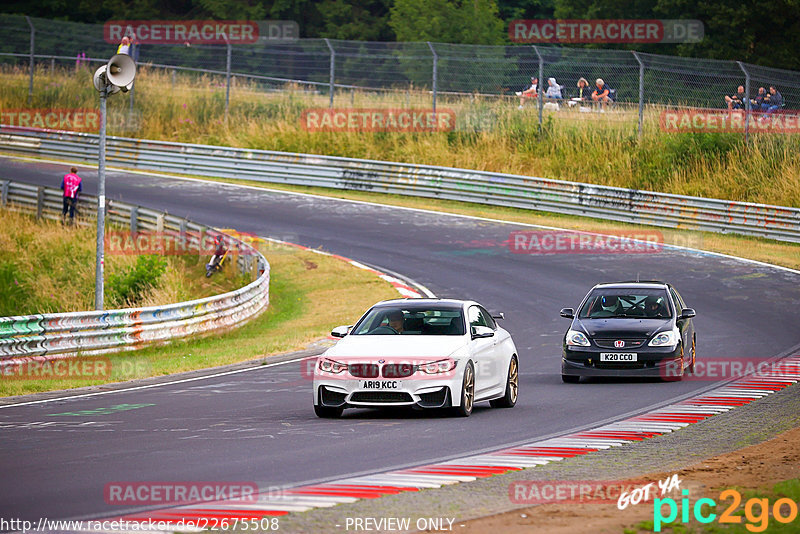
[104,356,799,526]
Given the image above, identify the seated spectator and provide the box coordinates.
[750,87,767,111]
[591,78,612,110]
[545,78,563,99]
[515,77,538,109]
[763,86,783,113]
[724,86,746,110]
[567,78,591,108]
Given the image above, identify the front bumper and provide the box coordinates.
[561,344,683,378]
[313,375,462,409]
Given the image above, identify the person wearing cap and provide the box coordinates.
[591,78,611,110]
[515,77,538,109]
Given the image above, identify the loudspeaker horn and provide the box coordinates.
[106,54,136,89]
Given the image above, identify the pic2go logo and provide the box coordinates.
[654,489,799,532]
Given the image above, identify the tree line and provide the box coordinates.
[4,0,799,70]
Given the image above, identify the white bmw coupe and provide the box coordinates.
[313,299,519,418]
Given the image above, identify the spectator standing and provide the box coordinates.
[60,167,82,224]
[117,36,131,55]
[725,86,746,110]
[515,77,538,109]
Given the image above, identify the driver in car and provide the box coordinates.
[645,296,665,318]
[370,310,406,334]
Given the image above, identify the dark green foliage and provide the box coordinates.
[108,255,168,307]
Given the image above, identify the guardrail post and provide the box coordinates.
[36,186,44,220]
[324,38,335,108]
[172,69,176,88]
[427,42,437,115]
[632,51,644,140]
[179,219,187,252]
[1,181,8,207]
[25,16,35,105]
[129,206,138,233]
[737,61,751,145]
[532,46,543,131]
[225,38,232,119]
[156,213,164,233]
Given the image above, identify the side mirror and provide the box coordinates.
[679,308,696,320]
[560,308,575,319]
[491,312,505,320]
[471,325,495,339]
[330,325,352,338]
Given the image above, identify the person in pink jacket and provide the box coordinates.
[60,167,82,224]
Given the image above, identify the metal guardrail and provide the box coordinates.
[0,178,270,362]
[1,126,798,243]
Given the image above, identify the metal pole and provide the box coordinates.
[95,87,108,310]
[128,44,136,121]
[324,39,335,108]
[427,42,437,115]
[533,46,543,131]
[26,16,35,105]
[225,40,232,118]
[737,61,750,144]
[632,51,644,140]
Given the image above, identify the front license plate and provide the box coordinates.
[360,380,400,389]
[600,353,638,362]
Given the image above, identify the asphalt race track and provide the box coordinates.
[2,157,800,523]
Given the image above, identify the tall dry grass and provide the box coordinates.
[0,208,242,315]
[1,66,798,207]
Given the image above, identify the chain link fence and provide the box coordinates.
[2,13,800,138]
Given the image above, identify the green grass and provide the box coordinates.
[1,66,799,207]
[0,208,242,314]
[0,242,399,397]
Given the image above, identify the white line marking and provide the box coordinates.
[0,357,306,409]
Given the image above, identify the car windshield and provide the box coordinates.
[352,306,466,336]
[578,289,672,319]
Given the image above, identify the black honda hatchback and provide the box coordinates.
[560,282,696,383]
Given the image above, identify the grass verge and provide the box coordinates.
[1,67,799,207]
[0,208,244,314]
[0,241,399,397]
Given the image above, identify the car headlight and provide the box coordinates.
[318,358,347,374]
[566,329,590,347]
[420,359,456,374]
[649,328,680,347]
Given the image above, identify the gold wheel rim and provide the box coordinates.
[509,358,518,403]
[464,366,474,412]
